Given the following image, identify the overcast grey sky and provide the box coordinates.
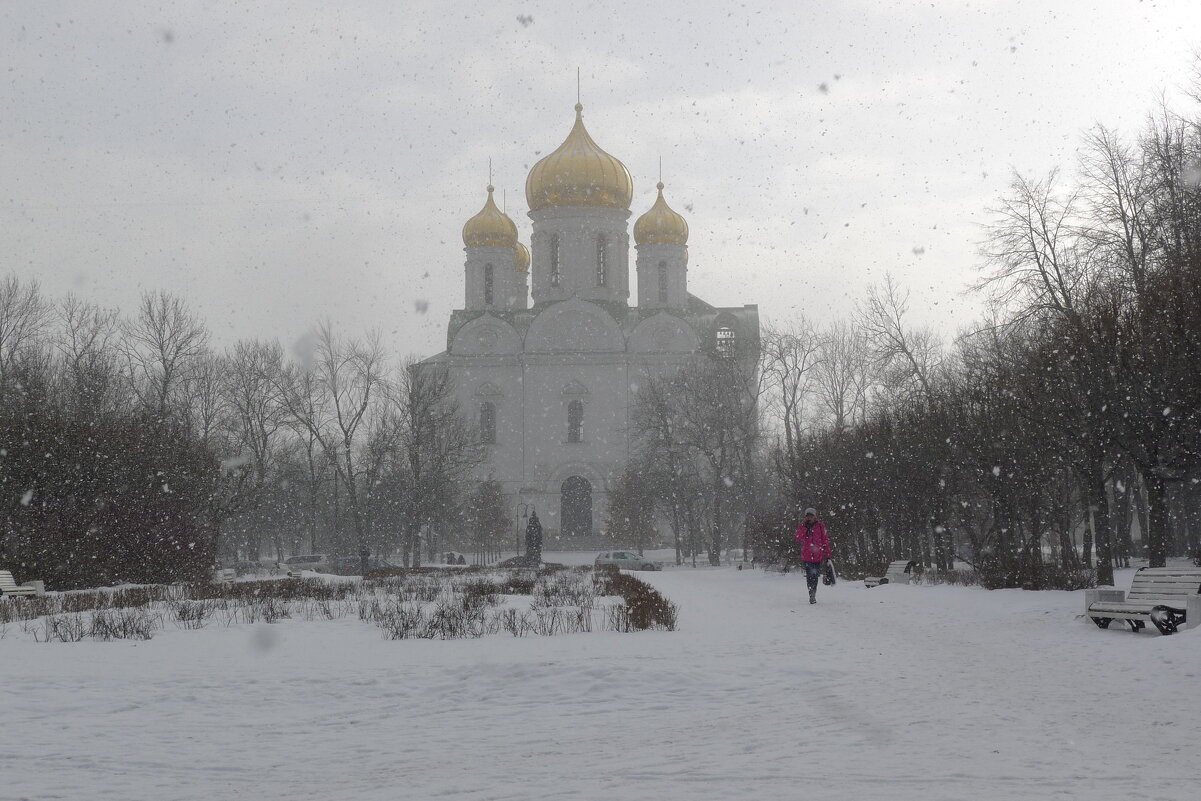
[3,0,1199,360]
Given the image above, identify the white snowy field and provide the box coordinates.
[2,563,1198,801]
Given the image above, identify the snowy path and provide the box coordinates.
[3,567,1198,800]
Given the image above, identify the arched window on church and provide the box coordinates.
[596,234,607,287]
[716,326,736,358]
[483,263,494,306]
[657,260,668,303]
[479,401,496,444]
[567,399,584,443]
[550,235,561,287]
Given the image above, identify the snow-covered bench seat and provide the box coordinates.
[1086,567,1201,635]
[864,560,916,589]
[0,569,40,598]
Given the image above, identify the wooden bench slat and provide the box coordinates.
[1129,591,1200,596]
[1090,602,1182,614]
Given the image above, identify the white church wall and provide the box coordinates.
[529,206,631,305]
[634,242,688,309]
[519,354,626,537]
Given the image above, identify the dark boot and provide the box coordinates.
[809,587,817,604]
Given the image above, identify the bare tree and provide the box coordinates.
[120,290,210,420]
[633,355,762,565]
[210,339,289,559]
[761,321,823,503]
[979,170,1093,321]
[391,359,481,567]
[1079,124,1155,296]
[857,273,940,403]
[0,274,51,386]
[812,321,871,435]
[52,295,123,415]
[277,322,388,556]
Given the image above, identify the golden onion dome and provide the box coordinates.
[633,182,689,246]
[525,103,633,212]
[514,240,530,273]
[462,185,518,248]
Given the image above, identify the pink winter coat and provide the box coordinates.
[794,519,831,563]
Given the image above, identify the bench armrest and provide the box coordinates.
[1086,588,1125,612]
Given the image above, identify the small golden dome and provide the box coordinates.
[462,185,518,248]
[633,182,689,246]
[514,241,530,273]
[525,104,633,212]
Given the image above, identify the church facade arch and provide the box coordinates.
[524,299,625,354]
[449,314,523,356]
[628,311,700,354]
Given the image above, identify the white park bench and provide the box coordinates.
[1086,566,1201,635]
[0,569,41,598]
[211,568,237,583]
[865,559,916,589]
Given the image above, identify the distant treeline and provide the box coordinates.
[0,288,485,590]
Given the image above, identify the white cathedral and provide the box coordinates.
[423,103,759,543]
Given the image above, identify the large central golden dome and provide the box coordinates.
[525,104,633,212]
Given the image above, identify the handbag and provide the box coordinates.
[822,559,837,586]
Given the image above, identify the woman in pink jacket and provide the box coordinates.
[794,507,831,604]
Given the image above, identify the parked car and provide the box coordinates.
[595,551,662,571]
[279,554,330,576]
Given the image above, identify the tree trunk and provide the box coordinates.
[1081,486,1094,568]
[1144,471,1168,568]
[1131,473,1148,562]
[1088,463,1114,585]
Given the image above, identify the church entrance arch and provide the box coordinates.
[560,476,593,540]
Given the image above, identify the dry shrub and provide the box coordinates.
[170,600,212,629]
[497,608,534,637]
[533,572,594,607]
[593,569,678,631]
[36,614,87,643]
[90,608,157,640]
[460,579,501,610]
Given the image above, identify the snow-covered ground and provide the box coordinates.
[2,562,1198,801]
